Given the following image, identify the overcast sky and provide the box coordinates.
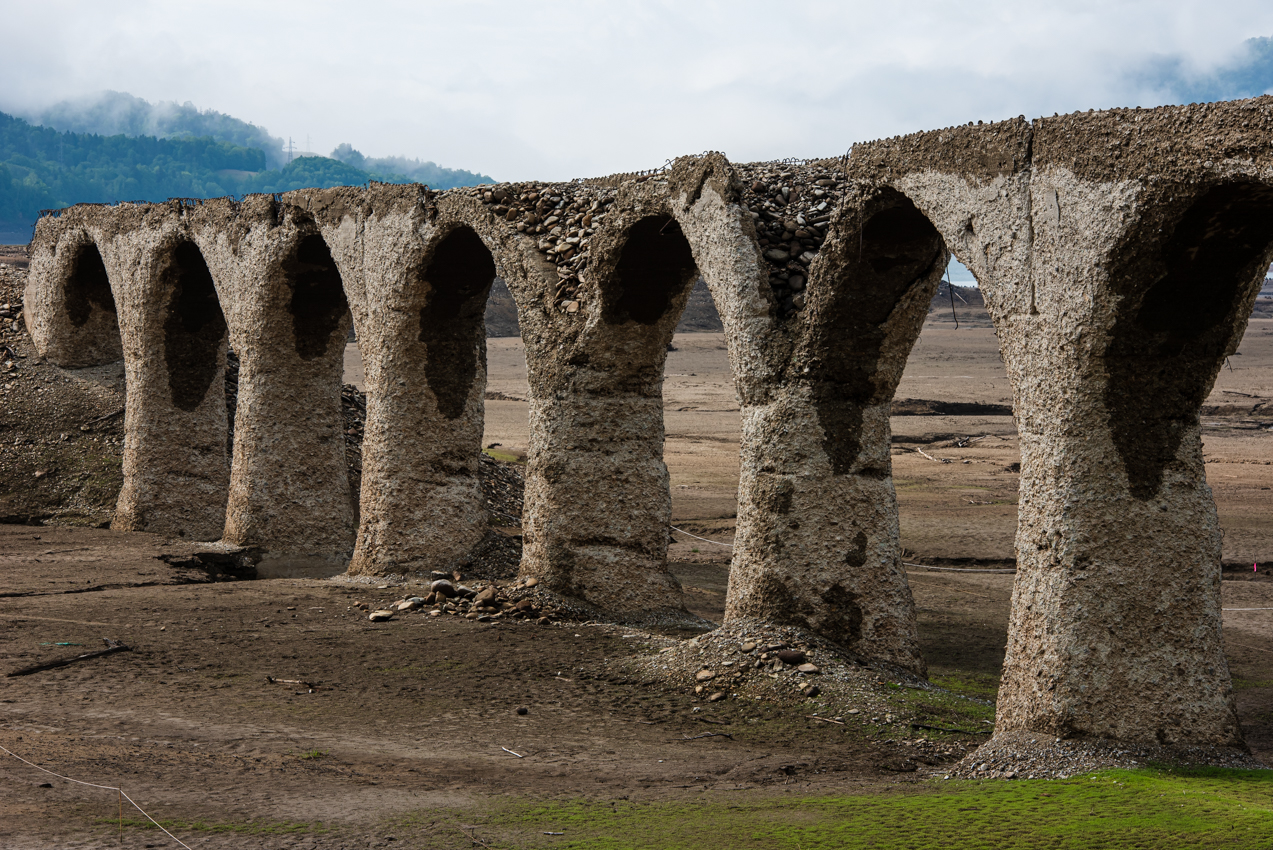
[3,1,1273,183]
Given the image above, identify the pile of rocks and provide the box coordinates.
[461,182,617,313]
[629,620,931,719]
[355,575,565,625]
[735,161,846,320]
[950,730,1267,780]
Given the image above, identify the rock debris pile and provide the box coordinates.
[949,730,1267,780]
[629,622,940,720]
[735,161,845,319]
[462,181,617,313]
[352,575,571,625]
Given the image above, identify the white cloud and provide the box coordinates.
[3,1,1272,180]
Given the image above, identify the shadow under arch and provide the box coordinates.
[417,224,496,419]
[55,236,123,366]
[1105,180,1273,499]
[284,232,350,362]
[804,188,948,476]
[160,239,227,412]
[602,214,699,328]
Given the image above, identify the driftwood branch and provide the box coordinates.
[7,639,130,677]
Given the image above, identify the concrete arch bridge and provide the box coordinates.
[23,96,1273,760]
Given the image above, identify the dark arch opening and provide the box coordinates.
[811,190,945,474]
[284,234,349,361]
[161,241,226,412]
[604,215,698,325]
[418,226,496,419]
[65,242,115,327]
[1106,181,1273,499]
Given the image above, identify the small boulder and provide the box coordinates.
[695,669,716,682]
[368,610,395,622]
[708,692,726,702]
[775,650,806,665]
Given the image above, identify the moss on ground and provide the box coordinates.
[407,767,1273,849]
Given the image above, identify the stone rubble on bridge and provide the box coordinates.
[20,96,1273,767]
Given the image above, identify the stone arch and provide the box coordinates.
[1105,180,1273,499]
[600,214,699,327]
[346,219,497,576]
[802,187,948,476]
[516,209,702,618]
[216,216,358,575]
[160,239,228,412]
[417,224,496,420]
[721,182,954,673]
[286,232,351,363]
[111,226,232,540]
[25,228,123,368]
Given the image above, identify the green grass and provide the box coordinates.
[483,447,523,463]
[930,671,1001,701]
[435,767,1273,849]
[296,749,328,760]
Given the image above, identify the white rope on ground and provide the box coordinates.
[904,562,1016,574]
[0,743,193,850]
[670,526,734,548]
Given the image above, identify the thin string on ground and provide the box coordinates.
[0,744,194,850]
[903,562,1016,573]
[670,525,734,547]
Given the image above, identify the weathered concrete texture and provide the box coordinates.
[189,197,355,576]
[27,206,233,540]
[988,103,1273,749]
[21,97,1273,762]
[292,185,494,576]
[723,179,946,675]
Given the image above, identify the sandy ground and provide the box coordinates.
[0,320,1267,847]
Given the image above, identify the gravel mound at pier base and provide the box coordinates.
[951,730,1267,780]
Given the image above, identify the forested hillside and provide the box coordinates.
[0,104,492,242]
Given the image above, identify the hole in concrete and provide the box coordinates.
[64,242,115,328]
[605,216,698,325]
[418,226,495,420]
[285,234,348,361]
[1107,182,1273,499]
[811,190,944,474]
[161,241,226,412]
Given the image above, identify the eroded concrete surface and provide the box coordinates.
[21,97,1273,762]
